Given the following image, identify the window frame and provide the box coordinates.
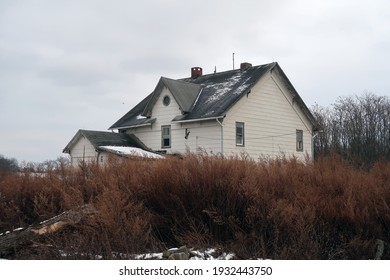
[162,95,171,106]
[296,129,303,151]
[236,122,245,146]
[161,125,171,148]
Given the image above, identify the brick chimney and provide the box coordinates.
[191,67,202,78]
[240,62,252,70]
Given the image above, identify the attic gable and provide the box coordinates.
[178,63,276,121]
[142,77,202,117]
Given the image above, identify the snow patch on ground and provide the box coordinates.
[134,252,164,260]
[133,248,235,260]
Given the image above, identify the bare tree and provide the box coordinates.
[312,92,390,167]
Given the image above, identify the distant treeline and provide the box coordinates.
[0,154,18,172]
[312,92,390,168]
[0,155,70,173]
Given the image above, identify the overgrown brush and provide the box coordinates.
[0,153,389,259]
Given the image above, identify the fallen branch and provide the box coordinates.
[0,204,96,257]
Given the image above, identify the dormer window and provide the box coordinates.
[163,95,171,106]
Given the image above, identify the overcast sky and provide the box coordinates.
[1,0,389,163]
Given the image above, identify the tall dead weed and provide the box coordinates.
[0,153,389,259]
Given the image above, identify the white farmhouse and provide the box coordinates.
[109,62,318,160]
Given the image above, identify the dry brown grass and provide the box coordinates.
[0,153,389,259]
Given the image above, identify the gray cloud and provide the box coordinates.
[1,0,389,162]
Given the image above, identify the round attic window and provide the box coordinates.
[163,95,170,106]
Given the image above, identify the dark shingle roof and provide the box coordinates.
[177,63,275,120]
[63,129,149,153]
[109,93,156,129]
[109,62,317,129]
[143,77,202,116]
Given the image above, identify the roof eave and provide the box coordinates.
[109,117,156,130]
[271,63,318,129]
[110,122,153,130]
[172,115,225,124]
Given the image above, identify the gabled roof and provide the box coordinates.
[63,129,149,153]
[176,63,275,121]
[269,63,318,130]
[109,62,317,130]
[143,77,202,116]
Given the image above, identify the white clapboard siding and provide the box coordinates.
[223,71,313,160]
[128,87,221,154]
[69,136,98,166]
[128,87,182,152]
[176,120,223,154]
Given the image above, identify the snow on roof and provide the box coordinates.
[99,146,163,159]
[204,71,242,104]
[109,63,276,129]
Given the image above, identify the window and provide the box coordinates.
[161,125,171,148]
[163,95,171,106]
[236,122,245,146]
[296,129,303,151]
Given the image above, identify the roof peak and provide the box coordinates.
[182,62,277,81]
[141,76,202,117]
